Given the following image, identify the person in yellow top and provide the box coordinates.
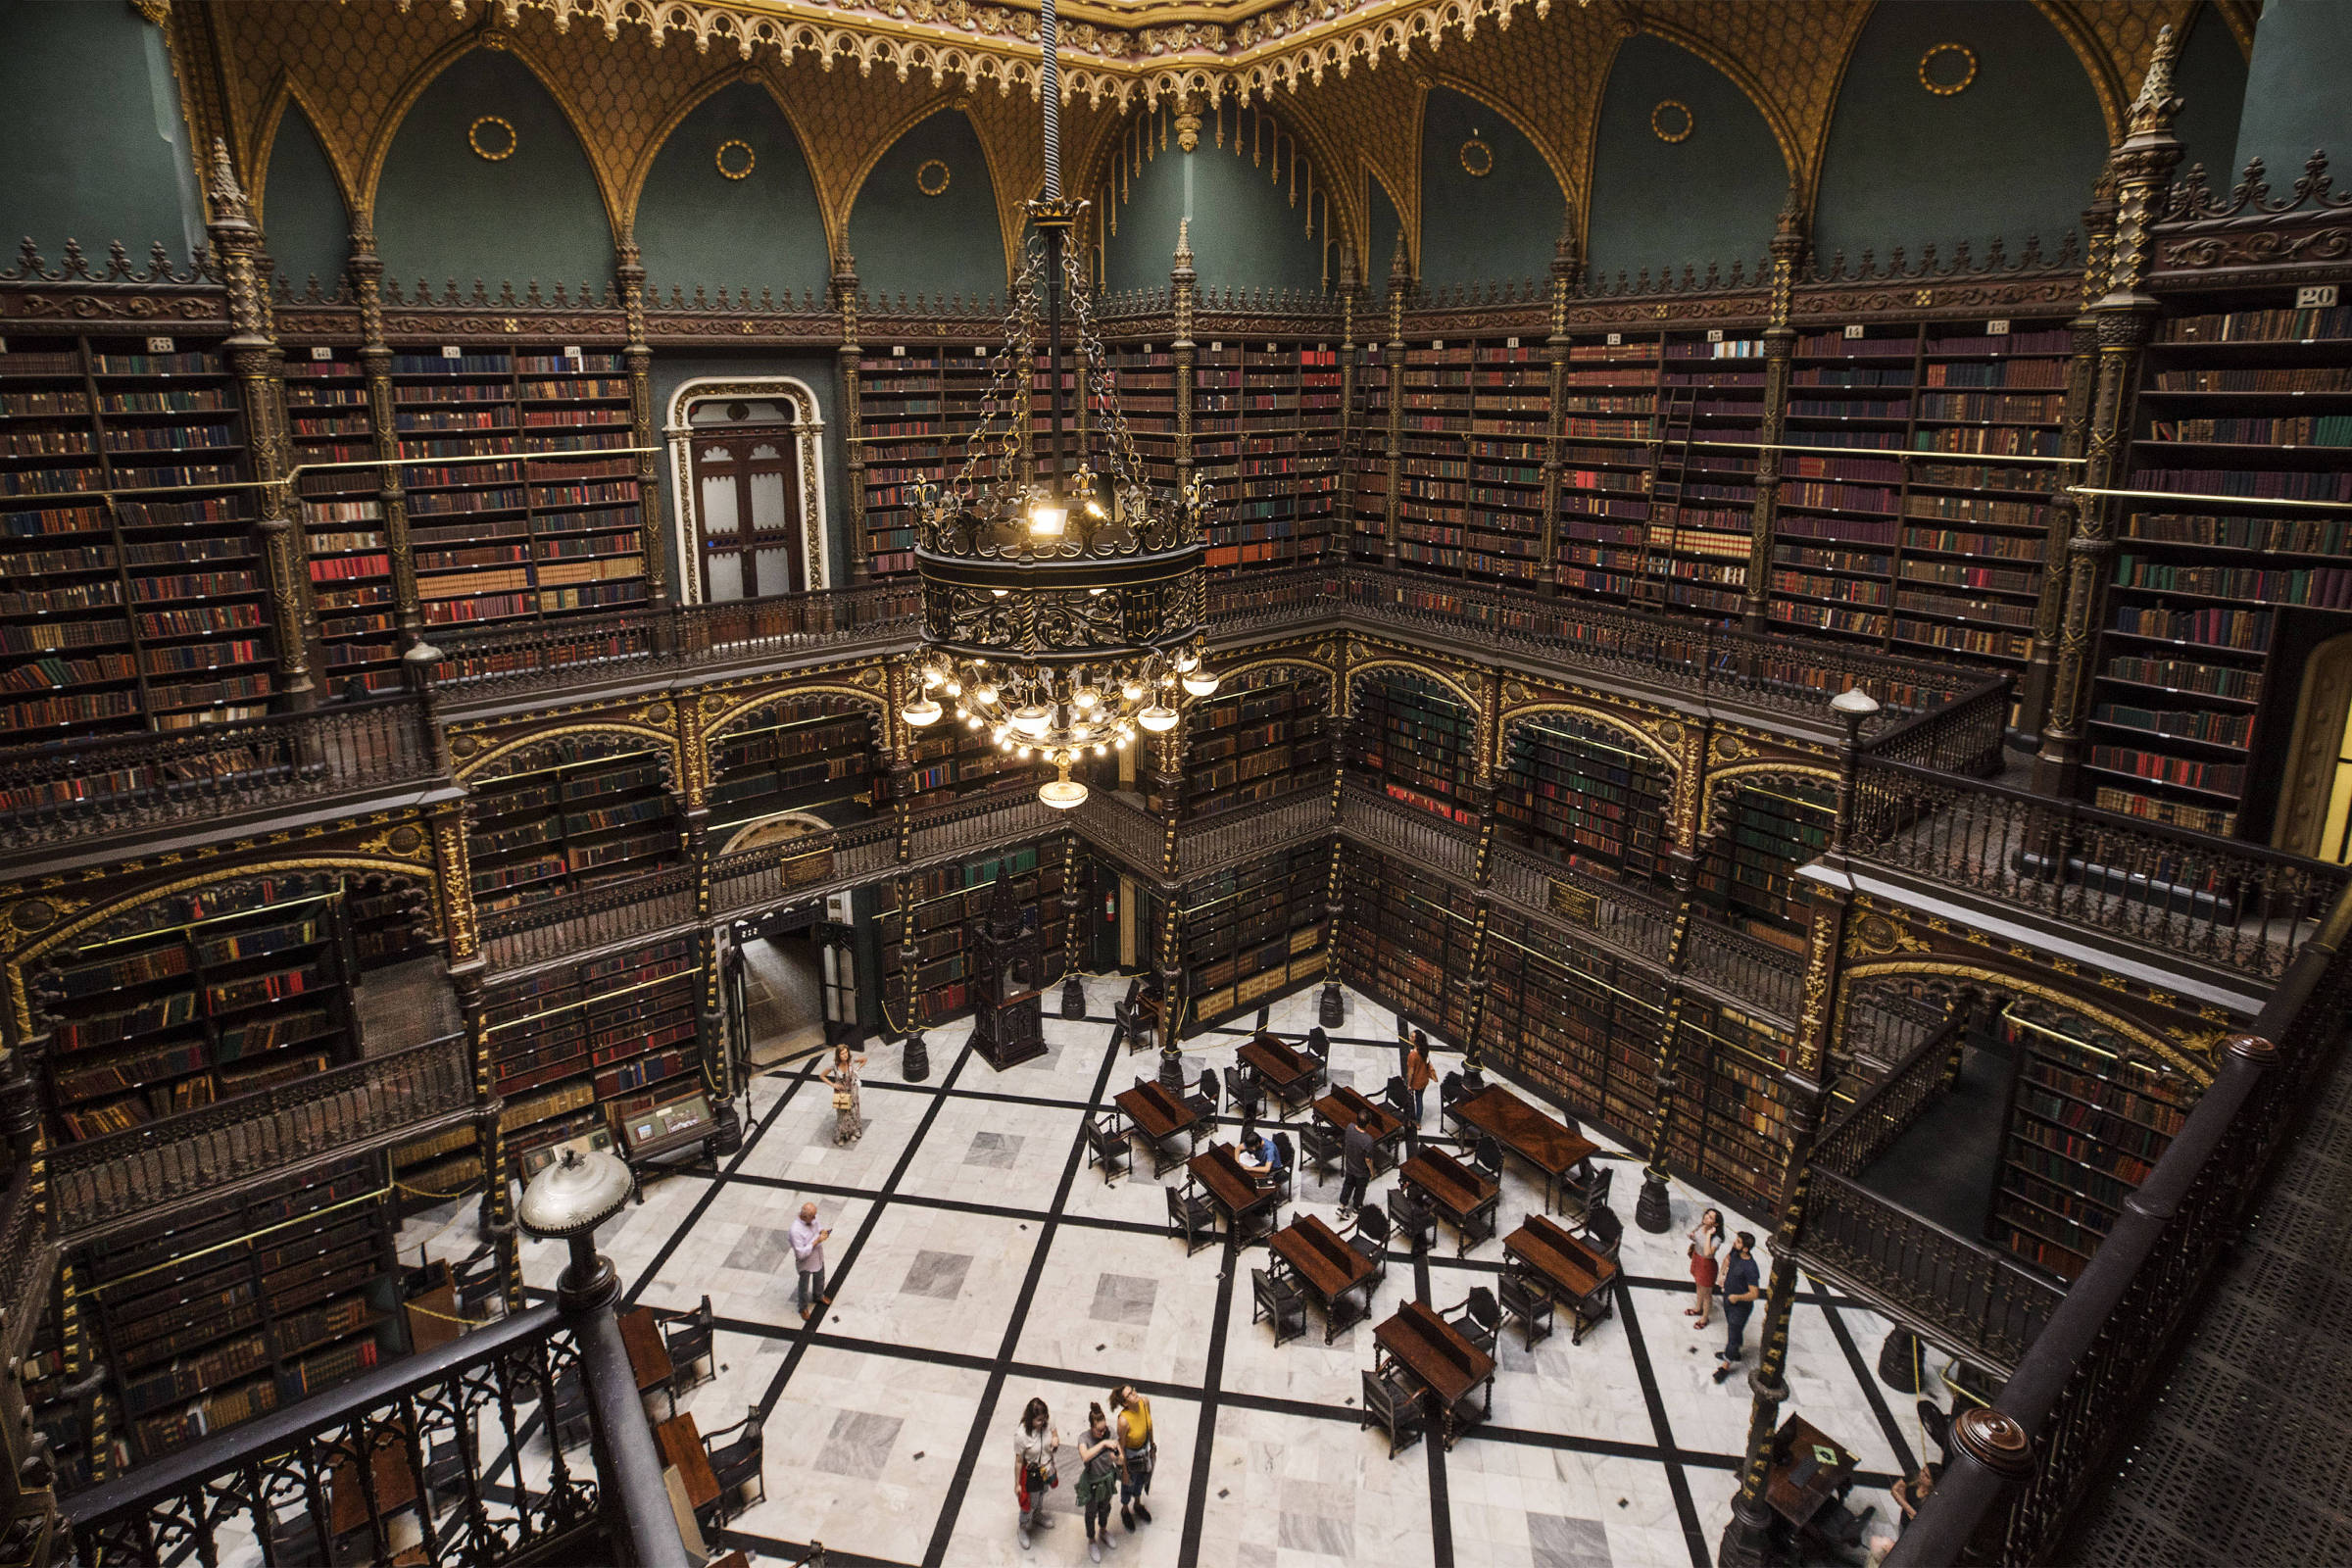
[1109,1385,1155,1532]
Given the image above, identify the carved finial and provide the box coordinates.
[206,137,253,230]
[1173,216,1194,270]
[1338,241,1359,292]
[2126,24,2182,140]
[1388,231,1408,280]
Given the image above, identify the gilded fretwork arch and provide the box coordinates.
[452,723,683,789]
[1495,702,1679,777]
[1347,660,1485,746]
[1841,957,2214,1088]
[618,66,837,244]
[1699,761,1840,843]
[1206,655,1336,695]
[5,857,439,1040]
[702,684,892,753]
[838,98,1020,288]
[358,36,625,246]
[253,78,364,236]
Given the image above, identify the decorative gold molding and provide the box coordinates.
[715,136,757,177]
[1458,136,1494,175]
[1649,98,1692,142]
[1918,42,1978,96]
[468,114,519,160]
[915,157,953,196]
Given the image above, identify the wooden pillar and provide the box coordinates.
[1381,237,1409,566]
[1318,648,1352,1026]
[1153,881,1186,1092]
[1744,197,1805,634]
[615,232,670,622]
[2034,27,2183,796]
[835,252,868,586]
[1059,833,1087,1017]
[1457,666,1503,1065]
[204,138,318,707]
[429,805,519,1310]
[1635,851,1702,1233]
[347,219,423,651]
[2019,177,2116,744]
[1172,221,1198,491]
[1538,216,1579,592]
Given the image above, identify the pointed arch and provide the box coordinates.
[625,74,831,300]
[1843,958,2210,1086]
[252,77,360,229]
[253,87,354,293]
[841,100,1015,297]
[1498,703,1680,775]
[1415,78,1567,287]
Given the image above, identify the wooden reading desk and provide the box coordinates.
[1450,1085,1599,1213]
[1767,1414,1864,1557]
[1313,1085,1406,1171]
[1269,1213,1378,1343]
[620,1304,676,1415]
[1397,1147,1501,1255]
[1374,1299,1496,1447]
[656,1411,721,1520]
[1500,1212,1620,1344]
[1189,1142,1281,1247]
[1114,1078,1202,1175]
[1238,1032,1322,1116]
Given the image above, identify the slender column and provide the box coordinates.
[2018,178,2115,743]
[616,232,671,623]
[2035,28,2183,794]
[1381,238,1409,565]
[1335,245,1360,567]
[205,138,318,705]
[1744,197,1805,633]
[1153,885,1186,1092]
[895,870,929,1081]
[1318,667,1352,1026]
[1538,217,1579,592]
[1060,834,1087,1018]
[1634,851,1701,1233]
[347,219,423,649]
[1172,221,1198,491]
[835,252,868,585]
[1458,668,1503,1063]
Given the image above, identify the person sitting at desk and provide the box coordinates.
[1239,1129,1284,1188]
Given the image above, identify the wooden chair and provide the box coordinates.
[547,1366,593,1451]
[1575,1200,1624,1265]
[1229,1073,1264,1126]
[1470,1135,1504,1186]
[1342,1203,1390,1283]
[1187,1068,1221,1122]
[1296,1123,1342,1187]
[1266,1131,1297,1202]
[662,1297,715,1398]
[1084,1112,1131,1185]
[701,1406,766,1522]
[1498,1264,1555,1348]
[1166,1184,1218,1256]
[452,1248,506,1324]
[1360,1364,1427,1459]
[1387,1187,1436,1253]
[1250,1267,1308,1347]
[1382,1075,1413,1122]
[1446,1286,1500,1358]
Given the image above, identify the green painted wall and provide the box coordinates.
[374,49,612,296]
[649,353,849,591]
[1587,35,1788,285]
[1102,113,1323,295]
[634,82,830,304]
[1417,87,1564,288]
[846,110,1005,306]
[1813,2,2106,265]
[261,103,349,294]
[0,0,202,261]
[1366,175,1405,296]
[2172,3,2250,184]
[2233,0,2352,178]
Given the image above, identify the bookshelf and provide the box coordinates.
[709,696,880,840]
[77,1150,404,1467]
[1697,776,1837,938]
[1102,338,1178,490]
[1333,841,1458,1028]
[1481,905,1668,1144]
[1386,336,1550,582]
[1639,328,1763,617]
[1349,672,1479,826]
[1183,666,1330,817]
[1991,1005,2192,1282]
[24,1268,100,1492]
[1348,342,1392,559]
[879,843,1068,1027]
[38,874,363,1144]
[905,711,1024,801]
[0,330,274,737]
[285,345,403,699]
[2087,299,2352,837]
[1196,339,1342,571]
[1666,997,1790,1212]
[465,739,683,914]
[1494,713,1673,886]
[1554,327,1660,604]
[1182,841,1328,1023]
[1393,340,1470,575]
[856,341,999,577]
[481,934,703,1173]
[391,346,645,644]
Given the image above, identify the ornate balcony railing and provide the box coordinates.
[1070,790,1168,877]
[1887,881,2352,1568]
[478,863,702,974]
[0,1162,46,1366]
[1486,842,1678,965]
[1685,920,1808,1027]
[909,790,1058,866]
[0,695,438,855]
[1337,781,1479,883]
[1850,757,2346,982]
[1858,672,2014,775]
[1814,1011,1970,1179]
[709,818,897,918]
[63,1304,604,1567]
[1180,787,1333,878]
[44,1034,472,1237]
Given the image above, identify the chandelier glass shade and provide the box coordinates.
[898,0,1215,809]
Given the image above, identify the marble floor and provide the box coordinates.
[408,979,1936,1568]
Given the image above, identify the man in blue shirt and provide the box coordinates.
[1713,1231,1762,1384]
[1240,1129,1284,1187]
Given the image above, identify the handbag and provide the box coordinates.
[832,1087,854,1110]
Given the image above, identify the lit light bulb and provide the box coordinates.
[1039,760,1088,809]
[1092,744,1107,757]
[1121,680,1145,702]
[1074,686,1100,710]
[974,684,999,706]
[1010,705,1053,738]
[921,666,945,688]
[902,696,943,727]
[966,716,983,730]
[1174,649,1200,673]
[1139,705,1179,733]
[1181,669,1219,698]
[1028,494,1068,537]
[1115,735,1131,750]
[990,588,1009,598]
[943,681,961,698]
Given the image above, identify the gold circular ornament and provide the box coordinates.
[387,825,426,857]
[10,900,56,933]
[1650,100,1694,143]
[915,159,953,198]
[468,116,517,161]
[1458,137,1494,177]
[1920,43,1977,96]
[715,139,757,180]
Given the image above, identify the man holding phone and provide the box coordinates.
[791,1201,833,1322]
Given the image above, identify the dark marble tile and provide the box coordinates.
[1530,1513,1612,1568]
[724,1227,794,1274]
[1089,1272,1157,1326]
[812,1408,905,1480]
[966,1131,1023,1169]
[900,1250,972,1300]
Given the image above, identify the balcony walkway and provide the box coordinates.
[2065,1032,2352,1566]
[1855,1041,2012,1243]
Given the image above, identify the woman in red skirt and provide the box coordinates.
[1688,1207,1723,1328]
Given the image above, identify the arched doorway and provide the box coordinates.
[665,379,832,601]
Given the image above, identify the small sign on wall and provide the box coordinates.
[1986,319,2011,335]
[1706,328,1724,342]
[1548,879,1598,928]
[1843,324,1864,339]
[2297,285,2338,309]
[1507,337,1520,349]
[1606,332,1622,346]
[892,345,906,357]
[563,345,583,360]
[147,336,174,354]
[311,346,333,360]
[440,345,463,359]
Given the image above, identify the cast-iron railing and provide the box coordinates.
[708,818,897,917]
[1886,880,2352,1566]
[1813,1012,1971,1179]
[1684,921,1808,1027]
[0,1162,45,1366]
[0,696,438,854]
[1179,786,1333,878]
[1486,842,1679,966]
[1849,757,2345,982]
[1336,781,1480,883]
[43,1034,472,1236]
[477,863,702,974]
[1070,790,1168,878]
[1857,675,2015,775]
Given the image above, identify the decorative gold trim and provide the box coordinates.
[1844,958,2211,1086]
[715,138,757,179]
[1698,760,1839,841]
[468,115,518,162]
[1919,43,1977,96]
[915,158,953,197]
[1457,137,1494,177]
[452,721,680,785]
[703,683,892,748]
[1650,100,1693,144]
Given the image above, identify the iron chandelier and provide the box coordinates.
[897,0,1217,808]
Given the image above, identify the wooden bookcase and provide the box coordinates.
[1697,776,1838,939]
[879,843,1067,1028]
[1554,327,1660,603]
[856,341,1000,578]
[1183,666,1330,817]
[1102,339,1178,489]
[1196,339,1341,571]
[1334,841,1456,1027]
[2087,298,2352,838]
[284,346,403,699]
[1183,841,1330,1024]
[1348,672,1479,826]
[1348,342,1392,559]
[0,330,274,737]
[1393,340,1472,575]
[38,873,363,1144]
[24,1279,98,1493]
[465,739,683,914]
[391,346,644,634]
[481,933,703,1175]
[708,697,879,840]
[905,715,1024,801]
[1481,905,1669,1144]
[1494,712,1673,885]
[1667,997,1790,1213]
[1990,1006,2193,1282]
[77,1150,404,1467]
[1639,327,1764,617]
